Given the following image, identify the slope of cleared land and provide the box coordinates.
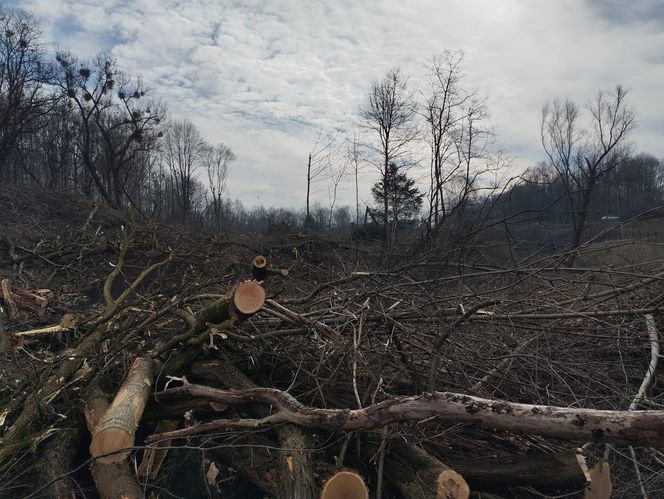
[1,189,663,498]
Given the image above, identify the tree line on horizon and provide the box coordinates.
[1,6,663,252]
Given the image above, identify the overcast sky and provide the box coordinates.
[9,0,664,208]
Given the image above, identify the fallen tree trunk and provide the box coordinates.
[191,359,316,499]
[442,451,587,492]
[364,438,469,499]
[148,384,664,448]
[39,427,84,499]
[85,389,142,499]
[90,357,154,463]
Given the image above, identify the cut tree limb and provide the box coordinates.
[265,299,341,340]
[252,255,289,280]
[148,384,664,448]
[90,357,154,463]
[151,281,266,359]
[194,280,265,331]
[364,438,469,499]
[85,389,142,499]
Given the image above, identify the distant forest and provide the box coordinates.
[2,6,663,245]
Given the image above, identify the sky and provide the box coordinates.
[8,0,664,209]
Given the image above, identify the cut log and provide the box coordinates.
[443,451,588,492]
[193,280,265,331]
[252,255,289,281]
[365,438,469,499]
[190,359,315,498]
[85,389,142,499]
[90,357,154,463]
[1,280,48,317]
[278,423,316,499]
[320,470,369,499]
[233,280,267,316]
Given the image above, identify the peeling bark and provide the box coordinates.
[149,384,664,448]
[90,357,154,463]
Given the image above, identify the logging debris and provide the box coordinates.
[0,190,663,498]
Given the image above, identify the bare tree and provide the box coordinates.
[541,85,636,264]
[347,132,363,226]
[163,120,204,224]
[0,7,55,180]
[327,158,347,229]
[424,51,491,236]
[53,53,165,209]
[305,132,339,228]
[204,142,235,230]
[359,68,417,242]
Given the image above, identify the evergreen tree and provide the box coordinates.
[371,162,423,227]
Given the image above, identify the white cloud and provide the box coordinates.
[10,0,664,207]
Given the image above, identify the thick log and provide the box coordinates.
[190,359,315,498]
[365,439,469,499]
[443,451,587,491]
[38,427,84,499]
[85,389,142,499]
[278,424,316,499]
[148,384,664,448]
[320,470,369,499]
[90,357,154,463]
[193,280,265,331]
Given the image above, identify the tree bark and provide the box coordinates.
[190,359,316,498]
[85,389,142,499]
[443,451,587,492]
[148,384,664,448]
[278,424,316,499]
[364,438,469,499]
[90,357,154,463]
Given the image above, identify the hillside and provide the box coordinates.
[1,189,663,498]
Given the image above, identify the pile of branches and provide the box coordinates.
[1,192,663,498]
